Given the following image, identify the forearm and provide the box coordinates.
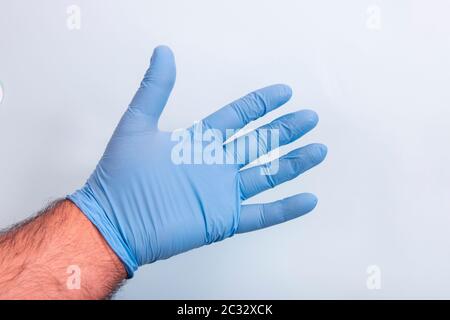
[0,200,126,299]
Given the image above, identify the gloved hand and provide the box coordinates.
[68,46,327,277]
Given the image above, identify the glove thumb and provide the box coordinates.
[129,45,176,128]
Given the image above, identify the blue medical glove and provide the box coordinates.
[68,46,327,277]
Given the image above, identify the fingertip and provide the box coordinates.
[146,45,176,89]
[152,45,174,58]
[283,192,318,217]
[301,192,318,209]
[267,84,292,103]
[150,45,175,70]
[278,84,293,101]
[301,109,319,124]
[280,84,293,99]
[295,109,319,131]
[308,143,328,163]
[317,143,328,158]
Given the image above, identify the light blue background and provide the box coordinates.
[1,0,450,299]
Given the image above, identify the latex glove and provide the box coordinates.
[68,46,327,277]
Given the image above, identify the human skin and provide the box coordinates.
[0,200,126,299]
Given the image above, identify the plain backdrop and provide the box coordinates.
[1,0,450,299]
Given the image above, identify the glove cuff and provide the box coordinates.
[67,185,138,278]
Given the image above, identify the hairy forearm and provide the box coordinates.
[0,200,126,299]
